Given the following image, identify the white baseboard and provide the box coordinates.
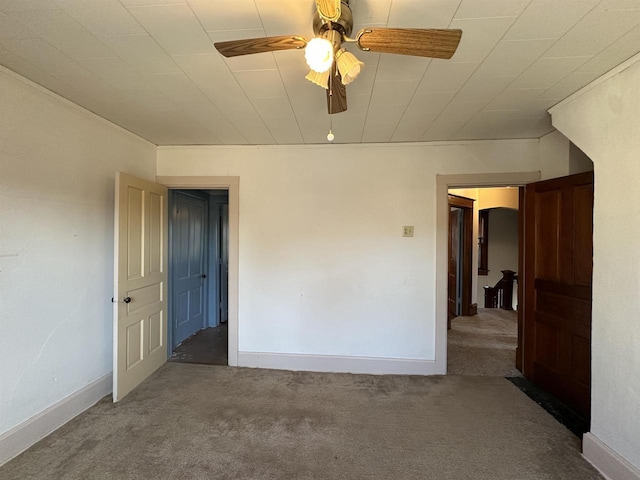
[583,432,640,480]
[238,351,439,375]
[0,373,112,467]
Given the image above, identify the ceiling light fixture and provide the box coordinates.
[305,69,330,88]
[335,49,363,85]
[304,37,335,73]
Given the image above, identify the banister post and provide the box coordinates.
[501,270,516,310]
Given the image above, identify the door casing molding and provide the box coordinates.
[436,172,540,373]
[157,176,240,367]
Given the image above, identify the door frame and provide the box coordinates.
[157,176,240,367]
[436,172,540,374]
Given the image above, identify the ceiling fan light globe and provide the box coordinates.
[305,38,334,73]
[305,69,330,89]
[336,49,364,85]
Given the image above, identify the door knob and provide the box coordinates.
[123,297,132,303]
[201,274,207,279]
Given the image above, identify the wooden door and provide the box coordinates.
[171,191,208,347]
[448,195,475,327]
[522,171,593,417]
[114,173,168,402]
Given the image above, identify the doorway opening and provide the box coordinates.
[167,189,229,366]
[440,172,594,438]
[446,186,521,378]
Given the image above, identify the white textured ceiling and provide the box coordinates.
[0,0,639,145]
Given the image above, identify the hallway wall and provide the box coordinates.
[0,67,156,440]
[550,53,640,473]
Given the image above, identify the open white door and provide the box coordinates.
[113,172,168,402]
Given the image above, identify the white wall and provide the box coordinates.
[539,130,571,180]
[158,141,539,373]
[550,54,640,471]
[0,68,156,437]
[569,143,594,175]
[540,130,594,180]
[477,188,518,210]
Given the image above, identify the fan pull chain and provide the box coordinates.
[327,34,335,142]
[327,67,335,141]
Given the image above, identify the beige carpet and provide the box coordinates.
[1,363,601,479]
[448,308,521,376]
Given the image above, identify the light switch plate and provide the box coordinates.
[403,226,414,237]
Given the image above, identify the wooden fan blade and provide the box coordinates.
[214,35,307,57]
[316,0,341,21]
[326,67,347,114]
[356,28,462,59]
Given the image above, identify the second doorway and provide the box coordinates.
[168,189,229,366]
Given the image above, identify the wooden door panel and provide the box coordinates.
[149,311,163,354]
[534,190,561,280]
[533,321,560,370]
[545,363,590,411]
[573,183,594,286]
[448,196,475,321]
[535,291,591,326]
[571,335,591,386]
[448,208,459,320]
[534,279,591,301]
[533,362,590,415]
[535,310,591,340]
[127,186,144,279]
[571,337,591,388]
[523,171,593,417]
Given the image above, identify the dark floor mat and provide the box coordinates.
[507,376,589,438]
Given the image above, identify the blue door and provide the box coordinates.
[171,191,207,347]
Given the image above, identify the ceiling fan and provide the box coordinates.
[214,0,462,116]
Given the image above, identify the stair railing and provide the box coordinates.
[483,270,517,310]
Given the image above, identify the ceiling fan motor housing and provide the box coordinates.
[313,0,353,38]
[214,0,461,117]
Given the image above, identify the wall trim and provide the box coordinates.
[550,52,640,114]
[437,172,541,188]
[156,176,240,367]
[0,374,112,467]
[157,138,538,151]
[238,351,439,375]
[583,433,640,480]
